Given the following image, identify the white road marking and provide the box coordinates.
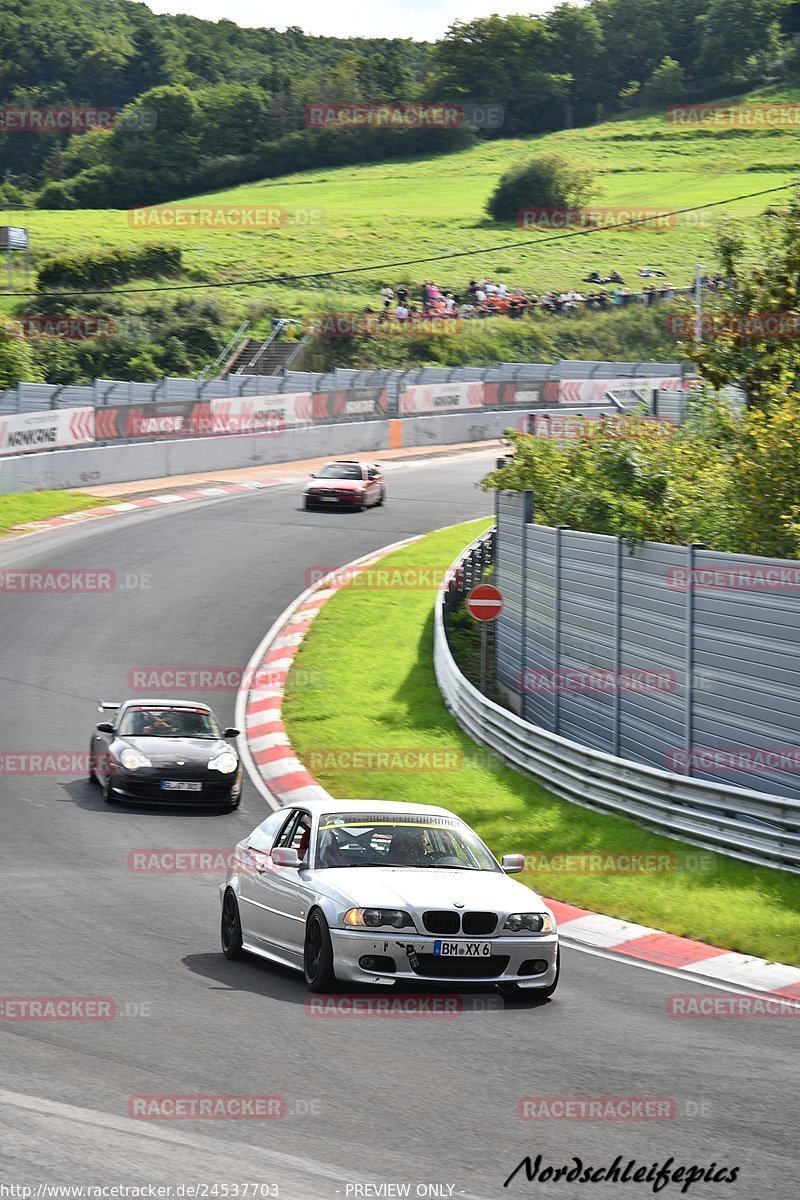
[0,1087,372,1191]
[561,938,800,1006]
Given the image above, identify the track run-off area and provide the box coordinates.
[0,449,797,1199]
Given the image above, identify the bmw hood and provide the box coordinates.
[317,867,547,914]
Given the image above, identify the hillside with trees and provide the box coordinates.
[2,0,800,207]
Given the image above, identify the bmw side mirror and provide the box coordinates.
[271,847,300,868]
[224,727,240,739]
[310,471,318,478]
[501,854,525,874]
[96,722,114,734]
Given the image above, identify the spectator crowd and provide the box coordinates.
[368,271,728,324]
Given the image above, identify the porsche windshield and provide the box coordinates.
[119,707,222,739]
[316,813,499,870]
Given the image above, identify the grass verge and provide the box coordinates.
[283,519,800,966]
[0,491,110,535]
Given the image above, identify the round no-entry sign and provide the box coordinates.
[466,583,503,622]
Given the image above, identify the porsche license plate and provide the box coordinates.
[161,781,203,792]
[433,940,492,957]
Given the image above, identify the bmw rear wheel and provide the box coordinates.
[304,910,336,992]
[221,889,244,960]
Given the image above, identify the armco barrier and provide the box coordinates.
[435,531,800,873]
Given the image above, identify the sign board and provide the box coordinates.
[466,584,504,622]
[0,227,29,250]
[401,382,486,414]
[0,407,94,455]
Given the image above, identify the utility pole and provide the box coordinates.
[694,263,704,343]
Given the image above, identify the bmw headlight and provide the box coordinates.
[119,747,152,771]
[343,908,414,930]
[503,912,554,934]
[209,750,238,774]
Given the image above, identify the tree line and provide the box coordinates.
[1,0,798,208]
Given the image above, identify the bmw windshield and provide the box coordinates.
[316,464,362,479]
[316,812,499,870]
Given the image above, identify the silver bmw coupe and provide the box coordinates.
[220,799,559,996]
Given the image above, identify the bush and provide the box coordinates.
[0,182,33,208]
[36,180,78,210]
[641,57,685,107]
[481,394,800,559]
[24,297,230,384]
[486,153,596,223]
[37,244,183,292]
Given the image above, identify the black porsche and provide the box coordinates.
[89,699,242,808]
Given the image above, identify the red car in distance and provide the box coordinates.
[303,460,386,510]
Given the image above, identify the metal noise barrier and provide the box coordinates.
[435,531,800,874]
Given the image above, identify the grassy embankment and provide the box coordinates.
[283,519,800,966]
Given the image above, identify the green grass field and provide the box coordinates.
[3,85,800,337]
[0,491,109,535]
[282,520,800,967]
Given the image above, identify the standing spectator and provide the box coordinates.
[396,285,409,306]
[420,281,430,311]
[381,284,394,304]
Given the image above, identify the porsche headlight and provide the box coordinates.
[209,750,238,774]
[503,912,554,934]
[119,747,152,771]
[343,908,414,930]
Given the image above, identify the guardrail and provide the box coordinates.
[435,531,800,874]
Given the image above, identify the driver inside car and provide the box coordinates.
[387,827,428,866]
[296,823,311,863]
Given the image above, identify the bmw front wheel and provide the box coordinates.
[221,889,244,960]
[304,911,337,992]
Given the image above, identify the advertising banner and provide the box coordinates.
[400,382,487,414]
[0,407,94,455]
[94,402,195,441]
[546,377,683,405]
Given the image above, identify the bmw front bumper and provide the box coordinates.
[329,929,559,988]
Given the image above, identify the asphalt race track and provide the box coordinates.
[0,450,796,1200]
